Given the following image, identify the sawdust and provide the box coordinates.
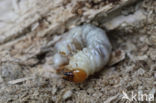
[0,0,155,103]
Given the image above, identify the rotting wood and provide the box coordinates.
[0,0,138,45]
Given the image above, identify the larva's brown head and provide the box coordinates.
[63,68,87,83]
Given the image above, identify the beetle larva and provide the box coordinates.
[53,24,112,83]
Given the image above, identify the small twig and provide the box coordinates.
[8,77,33,85]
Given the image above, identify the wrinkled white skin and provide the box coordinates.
[53,24,112,76]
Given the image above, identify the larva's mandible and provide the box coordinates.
[53,24,112,83]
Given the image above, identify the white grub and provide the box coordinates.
[53,24,112,80]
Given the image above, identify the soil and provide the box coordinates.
[0,0,155,103]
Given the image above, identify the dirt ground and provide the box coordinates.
[0,0,155,103]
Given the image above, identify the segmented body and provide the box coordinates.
[53,24,112,82]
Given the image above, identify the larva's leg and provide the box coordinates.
[53,53,69,69]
